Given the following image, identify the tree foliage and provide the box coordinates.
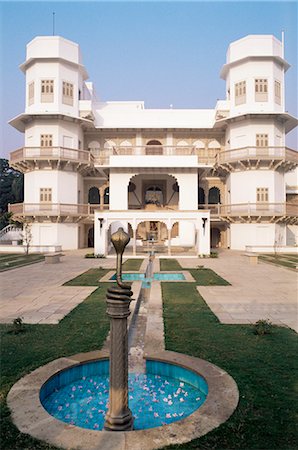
[0,159,24,229]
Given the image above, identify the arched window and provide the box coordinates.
[104,187,109,204]
[145,185,163,205]
[208,187,221,204]
[146,140,163,155]
[88,187,100,204]
[88,141,100,158]
[198,187,205,205]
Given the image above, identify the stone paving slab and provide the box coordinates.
[0,250,116,324]
[177,251,297,332]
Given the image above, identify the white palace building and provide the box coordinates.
[8,34,298,255]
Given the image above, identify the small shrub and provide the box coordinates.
[254,319,273,335]
[196,265,205,269]
[85,253,106,259]
[210,251,218,258]
[9,317,26,334]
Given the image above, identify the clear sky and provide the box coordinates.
[0,0,297,158]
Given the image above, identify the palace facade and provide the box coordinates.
[8,34,298,254]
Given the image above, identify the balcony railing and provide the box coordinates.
[9,202,297,219]
[91,146,218,165]
[9,203,108,216]
[199,202,297,216]
[10,147,94,164]
[216,147,298,165]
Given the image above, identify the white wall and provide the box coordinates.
[24,170,79,203]
[229,170,285,204]
[25,118,83,148]
[228,118,285,148]
[172,172,198,210]
[109,172,135,210]
[230,223,286,249]
[31,223,78,249]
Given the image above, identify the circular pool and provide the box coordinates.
[40,359,208,430]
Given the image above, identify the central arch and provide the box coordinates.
[146,140,163,155]
[128,174,179,210]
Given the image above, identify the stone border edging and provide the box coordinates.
[7,350,238,450]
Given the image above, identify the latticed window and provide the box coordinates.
[235,81,246,105]
[40,188,52,203]
[256,134,268,147]
[275,80,281,104]
[40,134,53,147]
[256,188,269,203]
[255,79,268,101]
[41,80,54,102]
[28,82,34,106]
[62,81,74,105]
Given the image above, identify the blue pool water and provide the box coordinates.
[40,360,208,431]
[110,272,186,285]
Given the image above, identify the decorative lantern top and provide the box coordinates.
[111,227,131,289]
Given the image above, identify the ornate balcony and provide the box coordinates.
[215,147,298,172]
[9,147,94,173]
[199,202,298,224]
[8,203,108,223]
[91,146,218,166]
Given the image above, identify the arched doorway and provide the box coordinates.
[104,187,109,205]
[145,185,163,207]
[208,187,221,204]
[211,227,221,248]
[198,187,205,205]
[146,140,163,155]
[88,227,94,247]
[88,187,100,204]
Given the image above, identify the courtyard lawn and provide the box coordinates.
[160,258,182,271]
[162,282,298,450]
[122,258,144,271]
[0,253,45,272]
[259,253,298,270]
[63,259,143,286]
[160,258,230,285]
[0,287,109,450]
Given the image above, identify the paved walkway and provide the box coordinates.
[0,250,297,332]
[178,251,298,332]
[0,251,116,324]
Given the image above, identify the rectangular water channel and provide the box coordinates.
[109,272,186,287]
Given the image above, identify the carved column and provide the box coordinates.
[104,228,134,431]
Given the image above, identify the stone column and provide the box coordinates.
[104,227,134,431]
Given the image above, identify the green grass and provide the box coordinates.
[122,258,143,271]
[63,268,109,286]
[162,282,298,450]
[160,259,183,271]
[63,259,143,287]
[0,253,45,272]
[188,268,230,285]
[259,253,298,270]
[160,259,230,285]
[1,287,109,450]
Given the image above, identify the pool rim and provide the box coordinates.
[7,349,239,450]
[39,358,209,430]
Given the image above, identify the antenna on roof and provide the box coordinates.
[52,12,55,36]
[281,30,285,58]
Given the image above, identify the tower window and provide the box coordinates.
[256,134,268,147]
[40,188,52,203]
[62,81,74,105]
[28,81,34,106]
[275,80,281,105]
[256,187,269,203]
[41,80,54,102]
[40,134,53,147]
[255,79,268,102]
[235,81,246,105]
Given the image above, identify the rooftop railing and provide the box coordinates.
[10,147,93,164]
[216,147,298,165]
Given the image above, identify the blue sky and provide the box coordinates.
[0,1,297,157]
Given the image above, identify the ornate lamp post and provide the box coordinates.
[104,227,134,431]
